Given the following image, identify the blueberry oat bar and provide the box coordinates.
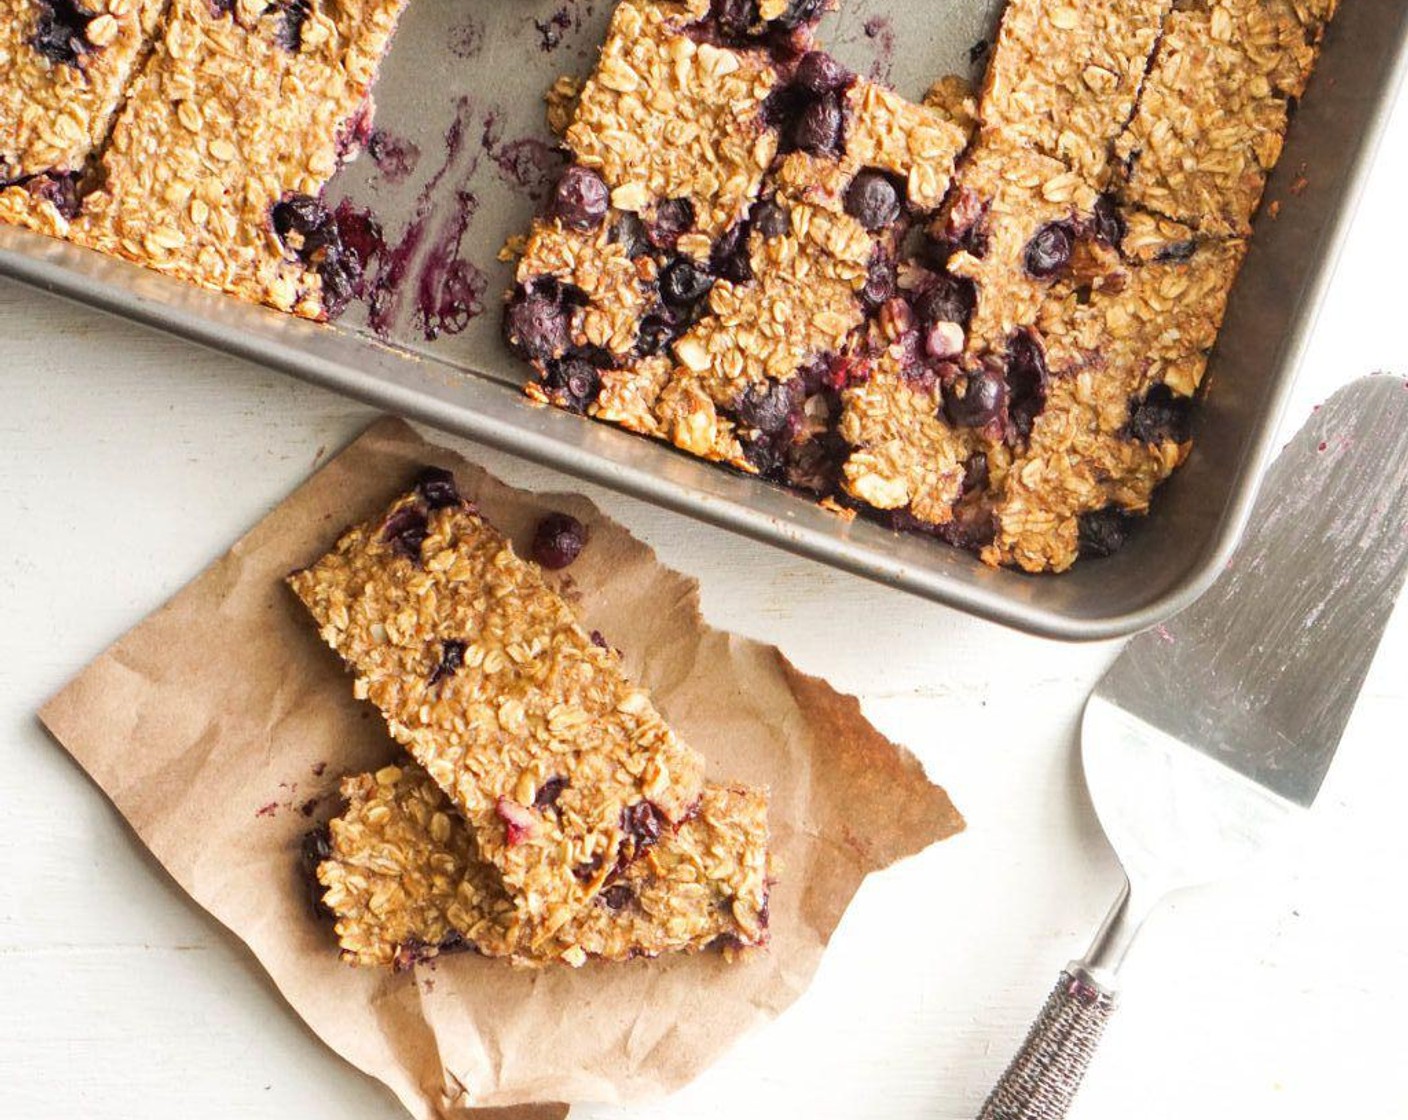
[506,0,968,483]
[287,469,708,951]
[66,0,405,317]
[313,764,770,969]
[933,137,1118,359]
[0,0,165,233]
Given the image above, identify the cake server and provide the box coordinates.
[979,375,1408,1119]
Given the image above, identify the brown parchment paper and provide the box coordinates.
[39,417,964,1118]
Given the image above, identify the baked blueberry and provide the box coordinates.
[532,511,587,569]
[1005,329,1049,440]
[860,253,897,310]
[961,451,989,494]
[1091,194,1125,247]
[31,172,81,219]
[1126,383,1193,444]
[300,827,335,919]
[1078,506,1134,558]
[382,506,429,560]
[504,282,573,362]
[533,775,569,811]
[428,638,467,685]
[636,309,680,356]
[1024,221,1075,279]
[845,170,902,232]
[794,50,850,94]
[772,0,824,29]
[272,194,328,239]
[711,222,754,284]
[914,273,976,329]
[735,379,797,435]
[710,0,758,39]
[600,883,635,910]
[415,466,461,509]
[542,357,602,413]
[620,801,663,849]
[30,0,93,67]
[750,197,790,239]
[660,256,713,306]
[271,0,310,52]
[611,212,651,257]
[944,366,1005,428]
[1155,239,1197,263]
[648,197,695,249]
[792,92,843,156]
[552,165,610,230]
[271,193,365,316]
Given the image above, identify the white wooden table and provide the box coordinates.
[4,83,1407,1120]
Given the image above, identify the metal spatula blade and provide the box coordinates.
[980,376,1408,1120]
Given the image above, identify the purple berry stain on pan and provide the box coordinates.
[533,0,597,53]
[862,16,895,83]
[447,16,484,59]
[366,129,421,185]
[534,9,573,51]
[367,97,489,341]
[490,136,566,204]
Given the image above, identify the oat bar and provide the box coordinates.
[840,203,1245,571]
[506,0,967,488]
[504,0,791,435]
[68,0,406,318]
[0,0,165,182]
[287,469,707,950]
[314,764,770,969]
[1113,0,1321,236]
[979,0,1172,183]
[937,135,1116,358]
[587,75,966,477]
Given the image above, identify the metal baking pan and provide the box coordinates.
[3,0,1406,640]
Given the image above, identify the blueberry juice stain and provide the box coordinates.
[862,16,895,84]
[365,97,491,342]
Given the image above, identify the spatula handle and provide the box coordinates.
[976,967,1117,1120]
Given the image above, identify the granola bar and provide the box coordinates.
[840,206,1245,571]
[314,764,770,969]
[1113,0,1324,236]
[937,135,1115,358]
[978,0,1172,183]
[287,469,707,950]
[506,1,968,486]
[67,0,406,318]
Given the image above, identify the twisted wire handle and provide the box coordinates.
[976,969,1118,1120]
